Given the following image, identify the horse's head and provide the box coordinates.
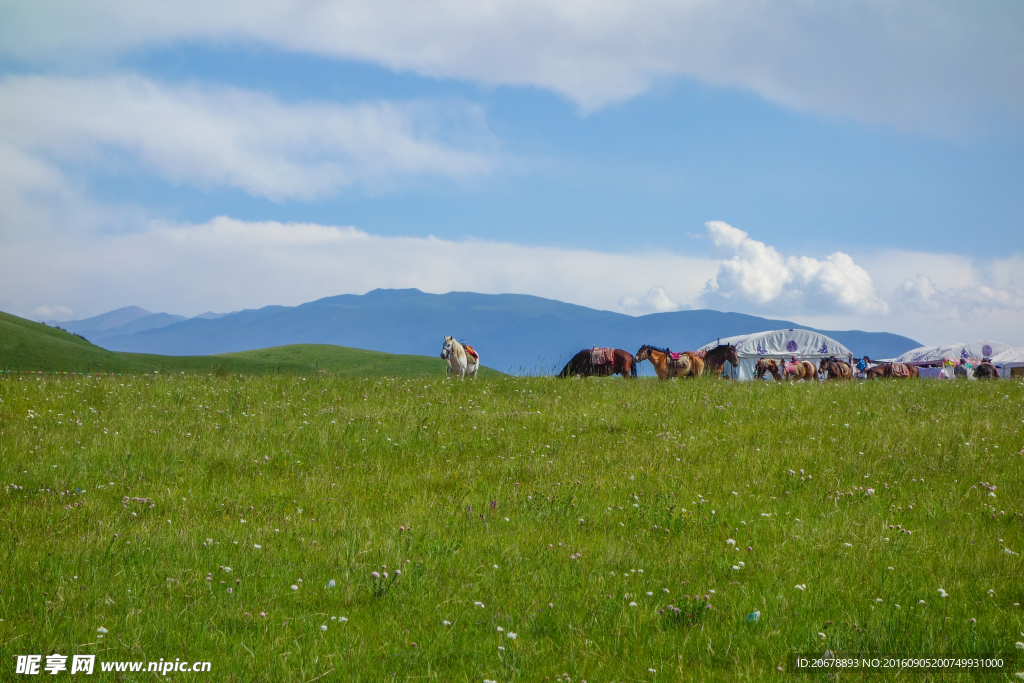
[634,345,651,362]
[818,358,830,375]
[722,344,739,366]
[441,335,454,359]
[755,358,767,378]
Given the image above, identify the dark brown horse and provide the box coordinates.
[819,356,852,380]
[700,344,739,378]
[558,348,636,379]
[634,345,701,379]
[754,358,782,381]
[974,361,1000,379]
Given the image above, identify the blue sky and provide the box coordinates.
[1,1,1022,345]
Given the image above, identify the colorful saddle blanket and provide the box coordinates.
[889,363,911,378]
[591,347,615,365]
[668,352,684,361]
[783,361,800,374]
[463,344,478,360]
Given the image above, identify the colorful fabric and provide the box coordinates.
[669,352,683,361]
[464,344,478,360]
[783,362,800,374]
[890,363,912,378]
[591,347,615,365]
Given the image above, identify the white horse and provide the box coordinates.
[441,336,479,378]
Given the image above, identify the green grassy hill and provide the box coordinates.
[1,311,494,377]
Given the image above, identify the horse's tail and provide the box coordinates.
[557,360,571,378]
[630,359,638,378]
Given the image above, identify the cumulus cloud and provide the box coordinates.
[618,287,688,315]
[700,221,888,315]
[2,214,1022,345]
[893,274,1024,319]
[1,1,1020,133]
[0,75,497,202]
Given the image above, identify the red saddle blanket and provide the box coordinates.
[464,344,478,360]
[591,347,615,365]
[783,361,800,374]
[669,352,684,361]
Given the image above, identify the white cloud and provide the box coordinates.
[893,274,1024,319]
[700,221,888,315]
[0,75,497,201]
[32,305,73,320]
[619,287,688,315]
[1,1,1020,133]
[0,216,717,320]
[2,215,1022,346]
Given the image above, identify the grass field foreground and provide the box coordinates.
[1,373,1023,680]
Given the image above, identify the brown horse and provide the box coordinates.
[558,348,636,379]
[778,359,817,381]
[818,356,852,380]
[700,344,739,378]
[634,345,701,379]
[754,358,782,381]
[865,362,919,379]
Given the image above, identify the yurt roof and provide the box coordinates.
[894,340,1009,365]
[991,347,1024,366]
[698,329,851,358]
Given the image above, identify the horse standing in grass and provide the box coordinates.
[819,356,852,380]
[974,361,1000,379]
[754,358,782,381]
[441,336,479,379]
[634,345,701,379]
[558,348,636,379]
[779,359,818,381]
[865,362,918,379]
[700,344,739,378]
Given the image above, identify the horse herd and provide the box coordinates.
[442,336,1003,380]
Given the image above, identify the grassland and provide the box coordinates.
[1,311,482,377]
[1,373,1022,681]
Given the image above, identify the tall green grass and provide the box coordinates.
[1,373,1022,681]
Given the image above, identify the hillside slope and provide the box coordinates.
[1,312,466,376]
[99,289,921,373]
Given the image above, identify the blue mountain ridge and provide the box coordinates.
[95,289,921,375]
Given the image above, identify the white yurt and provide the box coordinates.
[698,329,852,381]
[991,347,1024,379]
[894,340,1009,365]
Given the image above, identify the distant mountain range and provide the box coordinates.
[49,307,229,341]
[56,289,921,374]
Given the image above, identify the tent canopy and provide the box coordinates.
[894,340,1009,365]
[698,329,852,380]
[991,347,1024,367]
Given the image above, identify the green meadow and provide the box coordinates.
[1,310,489,378]
[1,372,1023,681]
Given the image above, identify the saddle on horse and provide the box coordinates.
[591,347,615,365]
[462,343,479,361]
[783,361,800,374]
[889,363,911,378]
